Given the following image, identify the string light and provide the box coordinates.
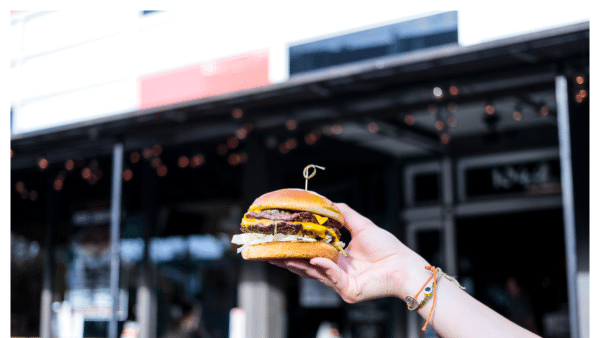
[53,179,63,191]
[433,87,443,98]
[227,137,239,149]
[157,165,168,177]
[152,144,162,157]
[130,152,141,163]
[513,111,522,121]
[151,157,161,168]
[142,148,152,159]
[228,153,242,166]
[65,160,75,171]
[485,105,495,115]
[435,121,445,131]
[16,181,25,192]
[305,131,320,145]
[440,133,450,144]
[227,152,248,165]
[89,173,98,185]
[278,143,290,154]
[190,154,205,167]
[331,124,343,135]
[10,149,13,158]
[405,115,415,125]
[575,89,587,103]
[236,128,248,139]
[178,156,189,168]
[368,122,379,133]
[57,171,66,182]
[29,190,38,201]
[449,85,459,96]
[123,169,133,181]
[285,138,297,150]
[286,119,297,131]
[232,108,243,119]
[38,158,48,170]
[243,122,253,132]
[447,117,457,127]
[540,106,549,116]
[82,168,92,180]
[576,76,585,85]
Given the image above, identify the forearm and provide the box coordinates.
[395,256,540,338]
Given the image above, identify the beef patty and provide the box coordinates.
[242,209,342,240]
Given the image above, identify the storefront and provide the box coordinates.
[11,22,588,338]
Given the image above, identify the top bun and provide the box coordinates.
[250,188,346,227]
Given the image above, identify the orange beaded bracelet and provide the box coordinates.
[405,266,465,331]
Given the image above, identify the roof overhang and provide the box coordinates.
[11,21,589,170]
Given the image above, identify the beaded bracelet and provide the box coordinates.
[405,266,465,331]
[405,284,435,311]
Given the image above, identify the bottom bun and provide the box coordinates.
[241,241,339,263]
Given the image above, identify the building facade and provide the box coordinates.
[10,11,589,338]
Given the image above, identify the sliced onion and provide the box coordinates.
[231,232,346,254]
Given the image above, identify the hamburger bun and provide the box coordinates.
[233,188,347,262]
[249,188,346,227]
[241,241,339,263]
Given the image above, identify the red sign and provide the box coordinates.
[139,49,270,110]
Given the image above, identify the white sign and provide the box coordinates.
[66,288,129,321]
[299,277,342,308]
[229,307,246,338]
[491,162,551,190]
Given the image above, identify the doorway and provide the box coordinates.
[456,209,569,337]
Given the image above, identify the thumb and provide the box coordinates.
[334,202,374,236]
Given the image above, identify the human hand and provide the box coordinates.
[269,203,429,303]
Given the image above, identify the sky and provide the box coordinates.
[6,3,593,47]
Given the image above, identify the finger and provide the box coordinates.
[284,266,314,280]
[272,259,314,279]
[267,259,285,267]
[310,257,349,291]
[283,259,329,282]
[334,202,375,236]
[268,259,315,280]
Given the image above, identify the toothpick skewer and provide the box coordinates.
[303,164,325,190]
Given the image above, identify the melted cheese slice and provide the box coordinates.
[314,214,328,225]
[241,214,339,243]
[248,206,262,213]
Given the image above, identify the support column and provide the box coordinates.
[109,143,124,338]
[555,75,580,338]
[237,136,286,338]
[138,156,158,338]
[40,177,56,338]
[441,157,457,276]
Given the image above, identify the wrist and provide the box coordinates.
[391,252,432,301]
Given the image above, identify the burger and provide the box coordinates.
[231,188,347,263]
